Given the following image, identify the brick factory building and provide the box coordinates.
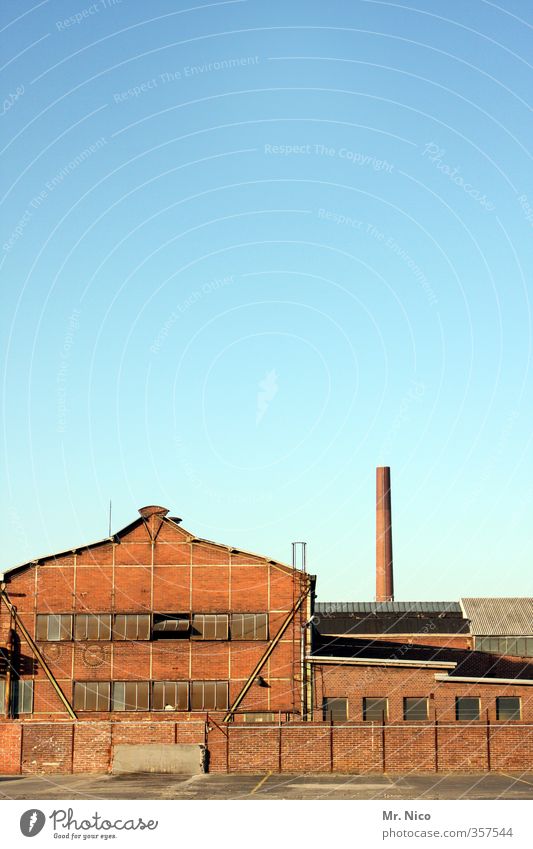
[1,472,532,775]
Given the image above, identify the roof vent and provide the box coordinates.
[138,505,169,519]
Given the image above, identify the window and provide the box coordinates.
[0,680,33,715]
[190,681,229,711]
[456,697,480,721]
[243,713,276,723]
[363,697,388,721]
[474,636,533,658]
[496,697,521,721]
[152,682,189,711]
[113,614,151,641]
[323,697,348,722]
[230,613,269,640]
[75,614,112,641]
[36,614,73,641]
[112,681,150,711]
[191,614,228,640]
[73,682,111,711]
[152,614,190,638]
[403,697,429,721]
[13,680,33,715]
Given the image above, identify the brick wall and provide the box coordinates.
[0,512,311,720]
[2,718,532,775]
[312,663,533,722]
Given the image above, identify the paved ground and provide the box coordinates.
[1,772,533,800]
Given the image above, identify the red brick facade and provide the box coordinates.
[0,508,312,722]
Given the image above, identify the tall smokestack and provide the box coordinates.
[376,466,394,602]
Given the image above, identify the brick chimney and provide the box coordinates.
[376,466,394,602]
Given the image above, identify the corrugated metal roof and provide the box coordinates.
[460,598,533,636]
[316,601,462,614]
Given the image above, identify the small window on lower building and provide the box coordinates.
[403,697,429,721]
[152,681,189,711]
[190,680,228,710]
[496,697,521,721]
[113,681,150,711]
[13,680,33,715]
[243,713,276,723]
[455,696,480,721]
[323,697,348,722]
[113,614,151,641]
[363,697,388,721]
[73,682,111,711]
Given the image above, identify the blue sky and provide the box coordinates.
[1,0,532,601]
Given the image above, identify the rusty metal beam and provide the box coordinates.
[223,589,309,723]
[0,590,77,720]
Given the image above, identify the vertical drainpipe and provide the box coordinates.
[4,627,15,717]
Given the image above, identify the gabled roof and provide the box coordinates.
[1,508,298,579]
[460,598,533,636]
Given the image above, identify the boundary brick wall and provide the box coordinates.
[2,719,533,775]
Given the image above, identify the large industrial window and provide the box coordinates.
[455,697,480,721]
[190,681,229,710]
[230,613,269,640]
[0,680,33,715]
[112,681,150,711]
[474,636,533,658]
[73,682,111,711]
[496,697,521,721]
[323,697,348,722]
[36,614,73,641]
[13,680,33,714]
[403,697,429,721]
[152,682,189,711]
[363,697,388,721]
[152,614,190,638]
[75,614,112,641]
[191,614,229,640]
[113,614,151,641]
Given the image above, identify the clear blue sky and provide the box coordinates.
[1,0,532,601]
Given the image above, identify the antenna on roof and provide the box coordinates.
[108,500,112,537]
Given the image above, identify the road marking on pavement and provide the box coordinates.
[250,772,272,794]
[499,773,533,788]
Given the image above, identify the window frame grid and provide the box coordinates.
[74,613,112,641]
[191,614,229,641]
[152,681,189,711]
[36,613,73,641]
[73,681,111,712]
[112,681,151,711]
[113,613,151,641]
[230,613,269,640]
